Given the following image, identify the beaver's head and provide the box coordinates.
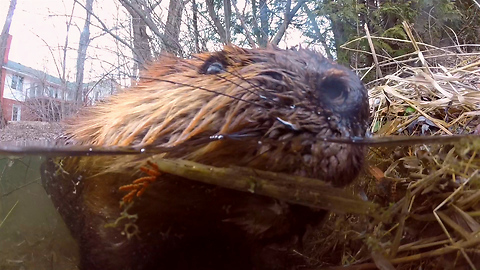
[68,45,369,187]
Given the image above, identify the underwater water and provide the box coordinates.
[0,143,157,270]
[0,155,80,270]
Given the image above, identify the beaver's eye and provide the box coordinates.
[319,76,348,103]
[260,71,283,81]
[206,62,225,74]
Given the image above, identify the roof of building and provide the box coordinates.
[3,60,68,87]
[2,60,117,94]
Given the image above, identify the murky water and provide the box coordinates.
[0,144,157,270]
[0,155,79,270]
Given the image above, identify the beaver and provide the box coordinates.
[41,45,369,270]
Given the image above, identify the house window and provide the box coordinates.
[11,74,24,91]
[36,84,43,97]
[12,105,21,121]
[46,86,59,98]
[30,83,39,97]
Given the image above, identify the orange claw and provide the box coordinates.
[122,190,137,204]
[132,176,157,184]
[119,161,162,204]
[136,186,148,197]
[119,184,141,191]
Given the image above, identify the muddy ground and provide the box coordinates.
[0,121,63,144]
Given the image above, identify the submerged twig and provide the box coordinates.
[0,200,19,230]
[150,158,383,219]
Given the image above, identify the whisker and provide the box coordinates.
[207,132,478,148]
[213,71,275,103]
[318,134,478,147]
[222,66,315,113]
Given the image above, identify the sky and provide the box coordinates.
[0,0,124,83]
[2,1,79,73]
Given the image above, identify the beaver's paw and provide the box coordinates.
[119,161,161,204]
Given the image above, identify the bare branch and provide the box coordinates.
[271,0,307,45]
[232,0,256,48]
[73,0,137,63]
[205,0,227,44]
[303,4,333,59]
[117,0,167,45]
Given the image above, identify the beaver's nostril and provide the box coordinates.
[319,76,348,102]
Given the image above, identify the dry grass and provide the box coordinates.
[300,23,480,269]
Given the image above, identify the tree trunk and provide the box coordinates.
[164,0,185,55]
[120,0,153,74]
[75,0,93,105]
[206,0,227,44]
[251,0,261,45]
[0,0,17,128]
[224,0,231,44]
[192,0,200,53]
[259,0,268,47]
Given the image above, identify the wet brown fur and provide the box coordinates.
[41,45,369,269]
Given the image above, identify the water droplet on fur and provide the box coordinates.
[210,134,224,140]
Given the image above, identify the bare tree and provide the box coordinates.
[0,0,17,128]
[164,0,186,54]
[258,0,268,46]
[224,0,231,44]
[206,0,227,44]
[271,0,307,45]
[232,0,256,48]
[192,0,200,53]
[119,0,153,73]
[303,4,333,59]
[75,0,94,104]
